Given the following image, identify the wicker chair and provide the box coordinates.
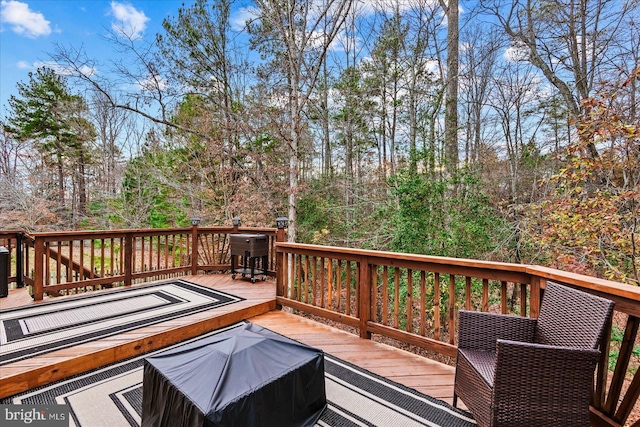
[453,281,614,427]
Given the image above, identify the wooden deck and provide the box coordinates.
[251,311,457,403]
[0,274,456,406]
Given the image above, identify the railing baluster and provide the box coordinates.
[346,260,352,316]
[90,239,95,281]
[372,266,378,323]
[69,241,74,282]
[449,274,456,344]
[336,260,342,311]
[118,237,124,276]
[308,255,313,304]
[79,240,84,284]
[604,316,639,415]
[481,278,489,312]
[101,239,105,278]
[296,254,302,301]
[124,233,132,287]
[434,272,440,341]
[57,242,63,284]
[420,271,426,336]
[612,367,640,425]
[382,266,389,325]
[327,258,333,310]
[156,235,161,271]
[501,280,507,314]
[407,269,413,333]
[167,235,171,269]
[45,242,51,287]
[394,267,400,329]
[312,256,317,306]
[320,257,325,308]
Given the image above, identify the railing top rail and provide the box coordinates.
[276,242,530,273]
[0,231,24,238]
[276,242,640,304]
[12,226,278,240]
[526,265,640,301]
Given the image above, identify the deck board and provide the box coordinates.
[249,310,457,404]
[1,274,458,407]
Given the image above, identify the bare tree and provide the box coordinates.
[484,0,638,159]
[90,91,129,197]
[440,0,460,174]
[251,0,353,241]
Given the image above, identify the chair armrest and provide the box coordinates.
[458,310,536,352]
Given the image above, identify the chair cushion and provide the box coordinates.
[458,348,496,388]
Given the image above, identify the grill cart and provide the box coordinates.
[230,234,268,283]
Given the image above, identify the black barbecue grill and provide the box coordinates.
[230,234,268,283]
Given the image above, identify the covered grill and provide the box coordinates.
[230,234,268,283]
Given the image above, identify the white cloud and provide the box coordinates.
[137,73,167,92]
[33,61,97,77]
[231,6,259,32]
[110,1,149,39]
[503,42,530,62]
[16,60,30,69]
[0,0,51,38]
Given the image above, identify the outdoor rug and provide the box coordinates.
[0,280,244,365]
[1,322,476,427]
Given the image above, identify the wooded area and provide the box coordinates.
[1,0,638,285]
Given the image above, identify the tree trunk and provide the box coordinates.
[443,0,459,174]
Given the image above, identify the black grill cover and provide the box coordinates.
[142,323,326,427]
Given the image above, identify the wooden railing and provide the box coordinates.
[275,242,640,427]
[2,229,638,426]
[5,226,282,300]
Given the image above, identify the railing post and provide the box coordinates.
[275,218,288,309]
[530,276,544,318]
[358,256,372,339]
[191,224,199,276]
[124,233,133,287]
[33,235,44,301]
[276,247,284,309]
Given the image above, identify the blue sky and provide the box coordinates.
[0,0,211,112]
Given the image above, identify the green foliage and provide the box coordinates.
[119,150,190,228]
[609,325,640,374]
[4,67,95,161]
[297,175,390,248]
[388,169,505,259]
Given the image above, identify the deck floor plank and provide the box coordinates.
[249,310,457,405]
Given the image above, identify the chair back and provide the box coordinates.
[534,282,615,349]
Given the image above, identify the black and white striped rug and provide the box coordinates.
[1,323,476,427]
[0,280,243,365]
